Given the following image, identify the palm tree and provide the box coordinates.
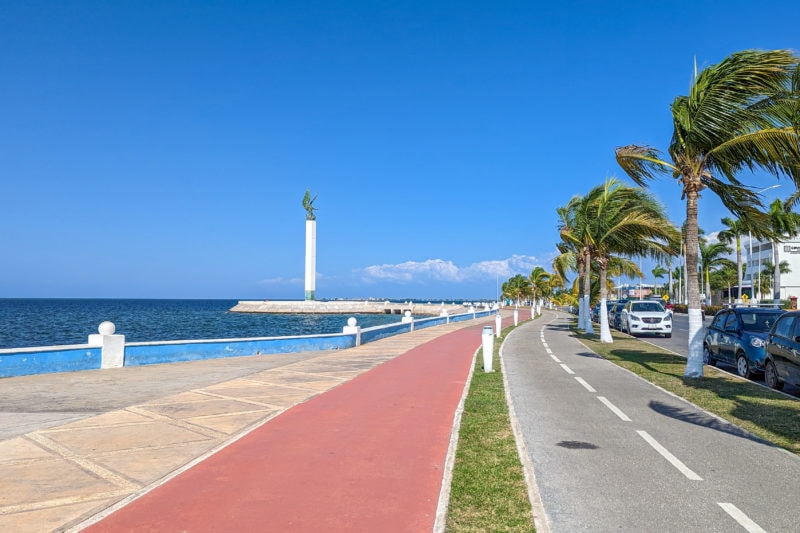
[559,178,678,342]
[699,239,733,306]
[616,49,800,378]
[759,259,791,300]
[651,265,668,296]
[529,266,551,304]
[710,261,739,303]
[501,274,531,306]
[765,199,800,305]
[717,217,746,303]
[555,200,594,333]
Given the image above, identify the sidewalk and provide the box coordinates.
[0,310,524,532]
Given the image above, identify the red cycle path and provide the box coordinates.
[84,314,522,532]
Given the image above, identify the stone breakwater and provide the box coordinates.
[229,300,470,315]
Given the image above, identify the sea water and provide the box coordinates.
[0,299,405,349]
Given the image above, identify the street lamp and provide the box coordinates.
[748,184,782,305]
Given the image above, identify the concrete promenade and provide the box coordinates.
[0,310,522,532]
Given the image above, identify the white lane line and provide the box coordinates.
[574,377,596,393]
[549,354,562,363]
[559,363,574,374]
[545,347,553,354]
[597,396,631,421]
[637,430,703,480]
[542,343,549,350]
[717,503,766,533]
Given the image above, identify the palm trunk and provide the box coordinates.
[578,262,585,327]
[599,257,612,343]
[685,190,704,378]
[583,248,594,334]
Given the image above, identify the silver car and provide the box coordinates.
[620,300,672,338]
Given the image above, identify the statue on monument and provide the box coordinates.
[302,189,318,220]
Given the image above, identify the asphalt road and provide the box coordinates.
[504,310,800,532]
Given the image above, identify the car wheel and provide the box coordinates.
[703,345,716,367]
[665,333,672,339]
[736,353,753,379]
[765,360,784,390]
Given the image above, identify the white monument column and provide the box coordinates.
[305,218,316,301]
[302,189,318,301]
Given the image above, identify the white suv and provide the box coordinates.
[620,300,672,338]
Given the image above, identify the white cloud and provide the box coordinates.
[360,255,543,284]
[258,276,304,285]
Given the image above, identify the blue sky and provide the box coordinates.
[1,1,798,300]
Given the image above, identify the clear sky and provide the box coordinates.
[2,1,798,300]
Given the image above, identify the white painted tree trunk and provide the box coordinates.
[583,294,594,334]
[685,308,705,377]
[599,297,612,343]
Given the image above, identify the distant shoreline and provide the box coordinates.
[230,300,473,315]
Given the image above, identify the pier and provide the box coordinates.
[229,300,474,315]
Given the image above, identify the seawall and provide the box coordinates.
[229,300,472,315]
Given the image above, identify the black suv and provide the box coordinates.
[764,311,800,390]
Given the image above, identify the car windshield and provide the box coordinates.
[739,311,783,332]
[631,302,664,313]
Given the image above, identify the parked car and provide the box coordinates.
[764,310,800,390]
[593,300,617,323]
[704,306,785,379]
[620,300,672,338]
[610,299,629,330]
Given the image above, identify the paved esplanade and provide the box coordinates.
[0,311,515,532]
[503,310,800,532]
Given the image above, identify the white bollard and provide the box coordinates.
[343,317,362,346]
[482,325,494,372]
[495,313,502,338]
[401,310,415,331]
[514,308,519,326]
[88,321,125,368]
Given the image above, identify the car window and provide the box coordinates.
[773,315,795,339]
[741,311,784,332]
[632,302,664,313]
[791,318,800,341]
[724,314,739,332]
[710,312,727,330]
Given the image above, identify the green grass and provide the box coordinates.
[446,323,535,532]
[574,325,800,455]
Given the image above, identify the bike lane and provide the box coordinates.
[503,310,800,532]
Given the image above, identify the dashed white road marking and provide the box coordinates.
[637,430,702,480]
[717,503,766,533]
[574,377,596,393]
[559,363,575,375]
[549,353,562,363]
[545,347,553,354]
[597,396,631,421]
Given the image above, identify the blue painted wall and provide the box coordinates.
[124,334,354,366]
[0,347,101,378]
[0,310,497,378]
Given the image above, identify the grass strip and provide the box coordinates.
[574,325,800,455]
[446,322,535,532]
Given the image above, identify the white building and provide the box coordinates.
[743,235,800,301]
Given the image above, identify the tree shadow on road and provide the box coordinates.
[572,325,800,455]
